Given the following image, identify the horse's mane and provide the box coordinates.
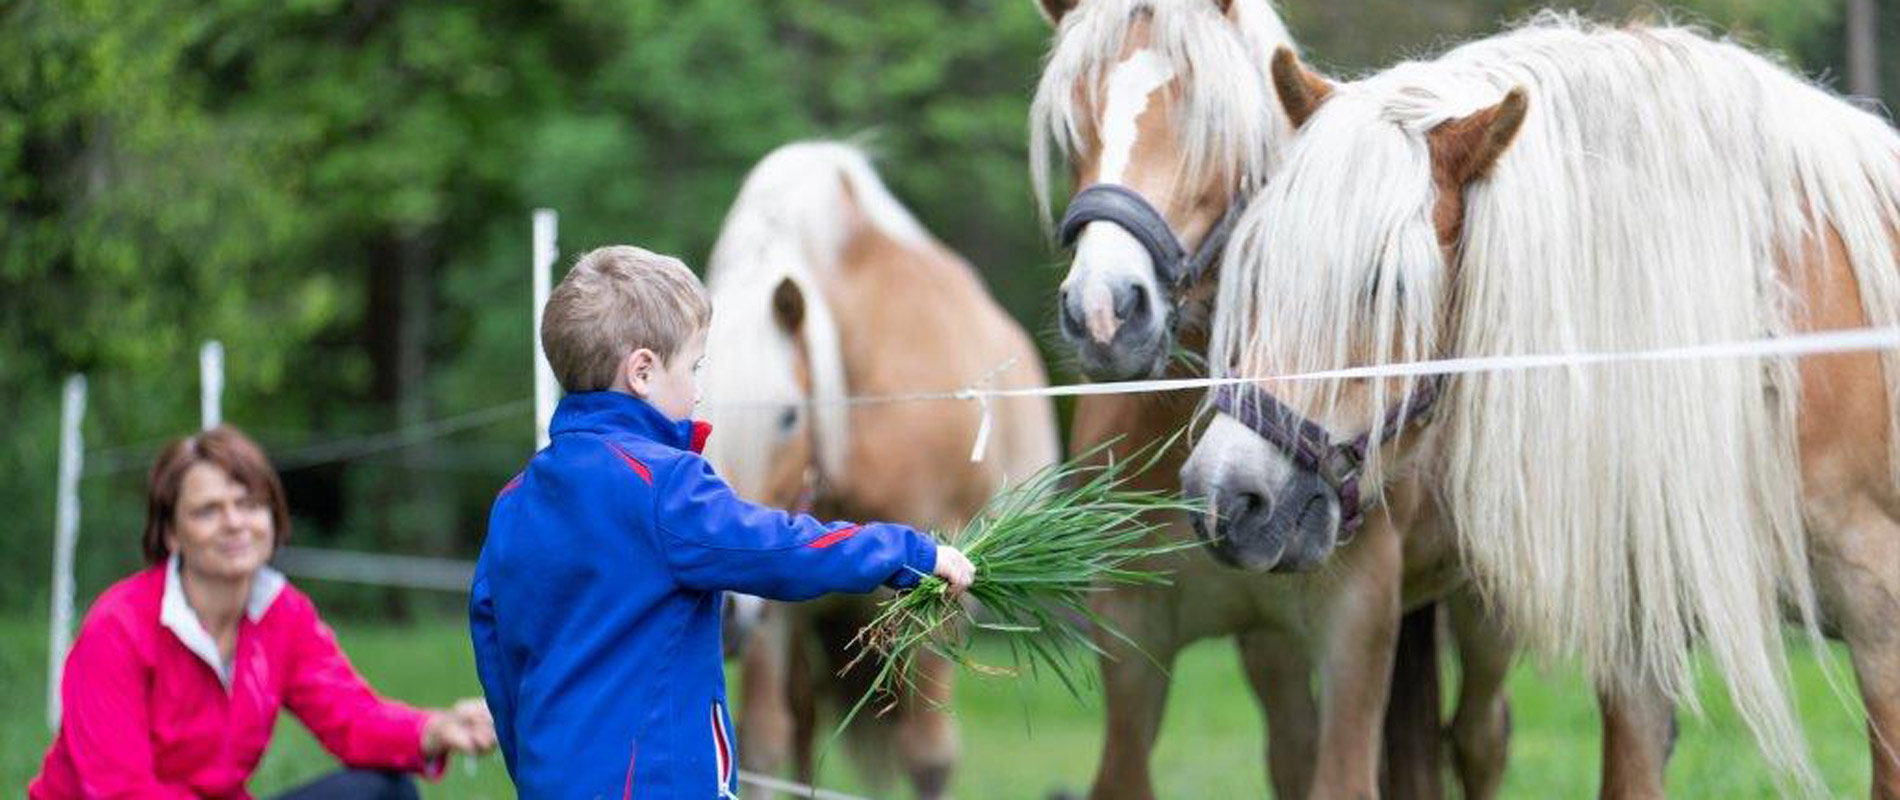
[1029,0,1295,226]
[1215,14,1900,790]
[704,141,930,486]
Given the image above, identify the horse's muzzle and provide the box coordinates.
[1195,467,1340,573]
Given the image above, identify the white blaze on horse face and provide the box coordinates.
[1066,49,1175,346]
[1097,49,1172,184]
[699,282,808,500]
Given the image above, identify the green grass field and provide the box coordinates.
[1,612,1873,798]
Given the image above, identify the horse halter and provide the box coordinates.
[1210,376,1444,537]
[1057,183,1247,291]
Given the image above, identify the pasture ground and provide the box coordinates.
[0,612,1871,798]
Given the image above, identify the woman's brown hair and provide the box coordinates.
[142,426,292,565]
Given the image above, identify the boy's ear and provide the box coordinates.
[622,347,659,396]
[772,277,805,336]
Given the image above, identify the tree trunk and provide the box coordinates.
[365,228,446,619]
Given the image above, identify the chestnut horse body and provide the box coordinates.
[1033,1,1514,797]
[1189,16,1900,797]
[701,141,1060,798]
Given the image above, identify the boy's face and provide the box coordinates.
[629,327,707,422]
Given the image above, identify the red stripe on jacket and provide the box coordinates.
[623,740,637,800]
[606,443,654,485]
[711,704,733,790]
[806,525,862,549]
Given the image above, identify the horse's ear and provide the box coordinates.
[1429,87,1529,187]
[1270,47,1334,129]
[772,277,805,336]
[1035,0,1078,25]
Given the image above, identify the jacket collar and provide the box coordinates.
[549,391,712,454]
[160,553,285,688]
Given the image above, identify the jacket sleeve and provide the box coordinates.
[57,614,197,800]
[468,571,518,773]
[652,454,939,600]
[282,601,446,779]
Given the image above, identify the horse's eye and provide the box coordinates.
[778,407,799,432]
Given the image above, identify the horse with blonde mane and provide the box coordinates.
[1187,14,1900,796]
[698,141,1060,799]
[1032,1,1514,797]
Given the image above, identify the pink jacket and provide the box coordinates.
[29,563,444,799]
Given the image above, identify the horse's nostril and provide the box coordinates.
[1237,490,1265,517]
[1113,283,1151,327]
[1295,493,1325,529]
[1058,289,1087,339]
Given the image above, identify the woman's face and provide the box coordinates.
[169,462,275,582]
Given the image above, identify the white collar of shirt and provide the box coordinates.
[160,553,287,688]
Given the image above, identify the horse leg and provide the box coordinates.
[1381,605,1444,800]
[1596,678,1675,800]
[738,607,794,800]
[1446,589,1512,800]
[1309,521,1405,799]
[1810,500,1900,799]
[1238,629,1318,799]
[789,620,819,787]
[1088,586,1182,800]
[896,650,960,800]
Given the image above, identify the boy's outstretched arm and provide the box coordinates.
[652,454,942,600]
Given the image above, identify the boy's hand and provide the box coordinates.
[933,545,976,597]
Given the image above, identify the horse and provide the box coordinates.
[699,141,1061,799]
[1030,1,1514,797]
[1185,14,1900,797]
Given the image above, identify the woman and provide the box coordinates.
[29,426,496,799]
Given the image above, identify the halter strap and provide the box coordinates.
[1057,183,1247,290]
[1211,376,1443,536]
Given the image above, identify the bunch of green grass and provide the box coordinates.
[833,437,1199,737]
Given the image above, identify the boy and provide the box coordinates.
[469,246,975,798]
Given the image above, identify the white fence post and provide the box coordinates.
[200,340,223,430]
[533,210,560,451]
[47,374,87,728]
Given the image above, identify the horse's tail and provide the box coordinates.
[1379,603,1444,800]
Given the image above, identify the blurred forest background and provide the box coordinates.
[0,0,1884,618]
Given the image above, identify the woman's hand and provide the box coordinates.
[932,545,976,597]
[422,698,497,756]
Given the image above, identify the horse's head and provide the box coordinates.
[1031,0,1291,381]
[700,143,866,511]
[702,274,827,508]
[1180,50,1528,571]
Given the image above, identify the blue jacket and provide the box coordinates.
[469,391,938,799]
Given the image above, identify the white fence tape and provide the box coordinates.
[704,325,1900,409]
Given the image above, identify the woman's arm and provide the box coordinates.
[280,601,448,777]
[58,616,197,799]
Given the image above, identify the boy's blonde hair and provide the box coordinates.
[541,246,712,393]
